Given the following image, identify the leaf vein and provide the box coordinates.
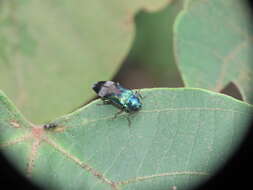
[116,171,208,185]
[45,138,119,190]
[0,133,31,148]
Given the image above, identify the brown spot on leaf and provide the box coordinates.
[32,127,44,139]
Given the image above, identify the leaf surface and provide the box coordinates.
[0,88,252,190]
[174,0,253,103]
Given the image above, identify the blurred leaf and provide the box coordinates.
[174,0,253,103]
[0,0,168,123]
[1,88,252,190]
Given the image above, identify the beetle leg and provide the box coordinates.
[135,90,144,99]
[113,109,124,119]
[126,116,131,128]
[113,110,132,128]
[96,99,111,106]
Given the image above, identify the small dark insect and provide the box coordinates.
[92,81,143,118]
[43,123,58,130]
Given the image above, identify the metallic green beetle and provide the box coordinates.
[92,81,142,113]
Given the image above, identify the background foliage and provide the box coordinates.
[0,0,168,123]
[0,0,253,189]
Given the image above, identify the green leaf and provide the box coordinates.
[174,0,253,103]
[1,88,252,190]
[0,0,168,123]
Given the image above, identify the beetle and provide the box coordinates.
[92,81,142,117]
